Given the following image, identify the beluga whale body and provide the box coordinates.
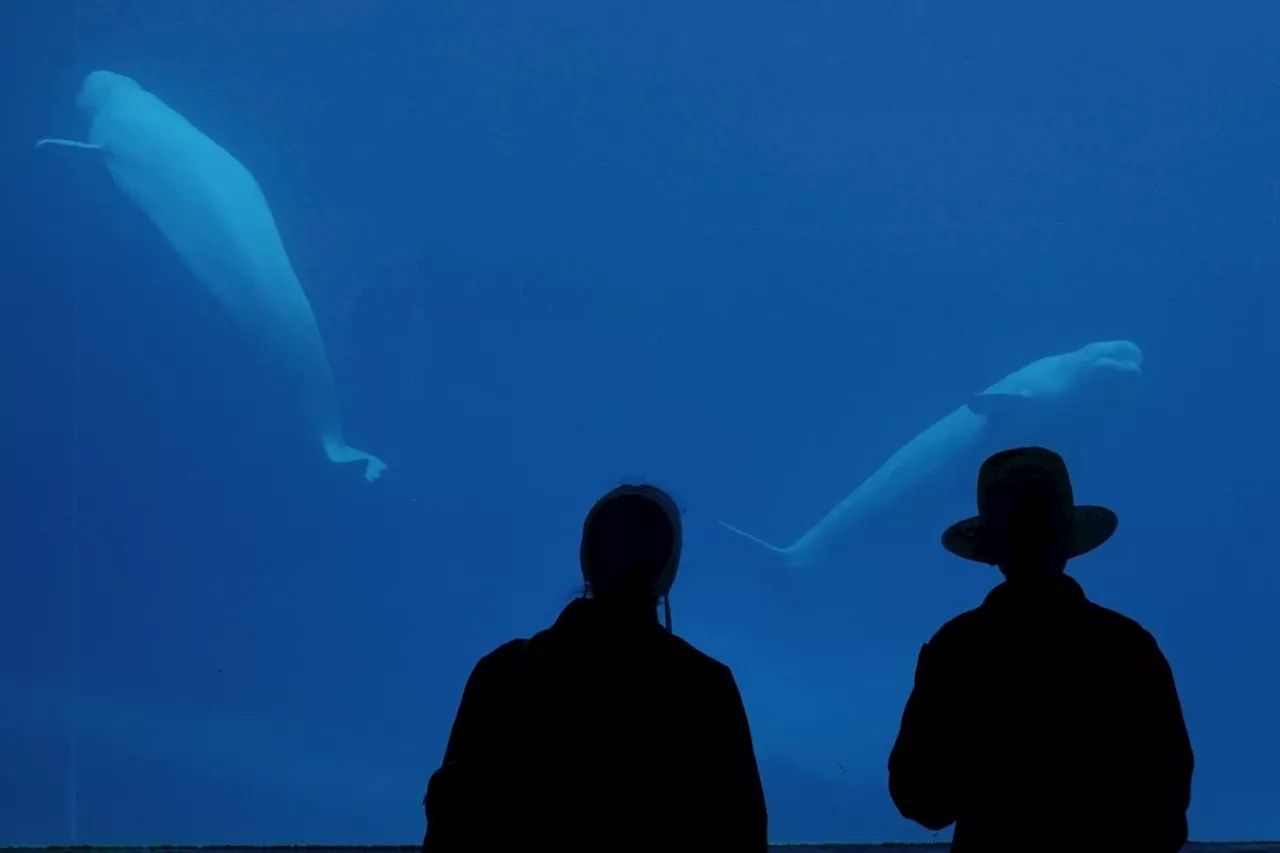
[720,340,1142,571]
[37,70,386,481]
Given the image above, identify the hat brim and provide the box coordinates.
[941,506,1118,565]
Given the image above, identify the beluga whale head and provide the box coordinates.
[75,70,141,114]
[1071,339,1143,400]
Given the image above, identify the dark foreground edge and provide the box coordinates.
[5,844,1280,851]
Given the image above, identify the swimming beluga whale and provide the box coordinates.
[720,340,1142,570]
[37,70,386,481]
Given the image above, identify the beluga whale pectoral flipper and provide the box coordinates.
[719,340,1143,571]
[37,70,387,482]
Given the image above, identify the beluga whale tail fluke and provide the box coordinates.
[38,70,387,482]
[323,436,387,482]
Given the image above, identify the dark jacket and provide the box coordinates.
[888,573,1193,852]
[424,596,768,853]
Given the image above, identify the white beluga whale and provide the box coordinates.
[720,340,1142,571]
[37,70,386,481]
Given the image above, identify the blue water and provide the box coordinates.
[1,0,1278,845]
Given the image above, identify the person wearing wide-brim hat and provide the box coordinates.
[888,447,1194,853]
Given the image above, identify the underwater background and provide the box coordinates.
[1,0,1278,845]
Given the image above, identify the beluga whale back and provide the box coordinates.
[720,340,1142,571]
[37,70,386,481]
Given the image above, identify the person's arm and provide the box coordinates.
[423,640,524,852]
[1132,634,1194,853]
[715,666,768,851]
[888,639,962,831]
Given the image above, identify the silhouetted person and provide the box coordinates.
[888,447,1193,852]
[423,483,767,853]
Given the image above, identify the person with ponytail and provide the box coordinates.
[424,483,767,852]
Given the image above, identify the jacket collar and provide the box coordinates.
[553,596,661,633]
[983,572,1087,609]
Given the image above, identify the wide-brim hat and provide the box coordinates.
[941,446,1118,565]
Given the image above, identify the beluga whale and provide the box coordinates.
[37,70,386,481]
[720,340,1142,571]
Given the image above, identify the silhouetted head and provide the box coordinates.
[76,70,141,114]
[580,484,682,623]
[941,447,1117,582]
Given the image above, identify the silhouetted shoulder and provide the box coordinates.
[660,629,739,680]
[927,604,987,644]
[471,637,524,671]
[664,629,721,662]
[477,637,527,665]
[1083,599,1158,637]
[459,638,526,691]
[941,604,983,633]
[1082,601,1175,661]
[925,591,1166,659]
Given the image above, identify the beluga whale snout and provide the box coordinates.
[38,70,387,482]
